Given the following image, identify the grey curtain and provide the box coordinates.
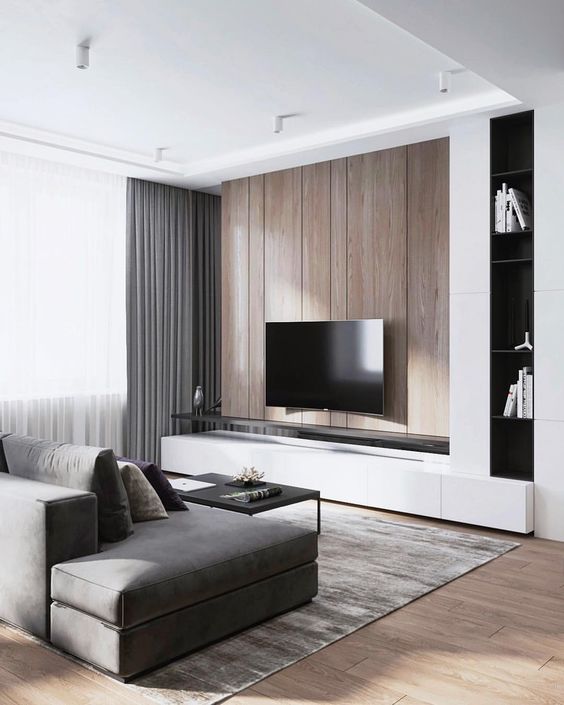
[126,179,221,463]
[126,179,193,463]
[192,190,221,412]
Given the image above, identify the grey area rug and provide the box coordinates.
[117,502,518,705]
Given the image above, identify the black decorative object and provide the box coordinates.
[225,487,283,503]
[205,395,222,414]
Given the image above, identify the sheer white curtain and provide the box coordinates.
[0,151,127,452]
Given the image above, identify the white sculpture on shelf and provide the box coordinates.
[514,332,533,351]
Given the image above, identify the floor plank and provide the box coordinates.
[0,625,153,705]
[250,658,405,705]
[3,503,564,705]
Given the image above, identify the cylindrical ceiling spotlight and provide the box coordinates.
[439,70,452,94]
[273,115,283,134]
[76,44,90,70]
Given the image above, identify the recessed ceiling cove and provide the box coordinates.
[0,0,518,188]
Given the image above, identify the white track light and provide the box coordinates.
[273,115,283,134]
[76,44,90,70]
[439,71,451,94]
[154,147,167,162]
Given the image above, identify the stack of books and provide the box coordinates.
[503,366,533,418]
[495,183,532,232]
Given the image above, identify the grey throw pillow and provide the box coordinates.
[118,462,169,522]
[2,434,134,543]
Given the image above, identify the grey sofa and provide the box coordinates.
[0,433,318,679]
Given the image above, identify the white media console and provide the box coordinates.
[161,431,534,533]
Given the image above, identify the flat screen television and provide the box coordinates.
[266,319,384,415]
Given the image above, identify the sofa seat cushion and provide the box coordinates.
[51,504,317,629]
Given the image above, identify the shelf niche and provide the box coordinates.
[490,110,534,481]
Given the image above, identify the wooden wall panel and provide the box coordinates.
[302,162,331,426]
[330,158,349,428]
[264,168,303,422]
[220,139,449,438]
[221,178,249,417]
[347,148,408,432]
[407,138,450,435]
[249,174,265,419]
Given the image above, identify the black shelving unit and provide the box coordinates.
[490,111,534,481]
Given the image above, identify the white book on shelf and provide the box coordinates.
[508,383,518,417]
[506,198,520,232]
[509,188,532,230]
[502,384,511,416]
[517,370,524,418]
[503,383,517,417]
[522,366,532,419]
[523,369,528,418]
[501,183,509,232]
[495,190,504,232]
[526,373,533,419]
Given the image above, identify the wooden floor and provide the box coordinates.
[2,504,564,705]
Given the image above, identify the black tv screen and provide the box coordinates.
[266,320,384,415]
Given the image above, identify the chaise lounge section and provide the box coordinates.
[0,434,318,679]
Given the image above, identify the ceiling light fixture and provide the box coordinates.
[273,116,283,134]
[439,68,466,94]
[439,70,452,94]
[76,44,90,70]
[154,147,167,162]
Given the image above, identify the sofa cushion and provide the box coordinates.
[116,455,188,511]
[117,462,168,522]
[3,434,133,543]
[51,504,318,629]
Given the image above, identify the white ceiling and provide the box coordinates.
[0,0,525,190]
[358,0,564,107]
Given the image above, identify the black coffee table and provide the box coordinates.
[176,473,321,534]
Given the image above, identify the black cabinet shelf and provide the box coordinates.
[490,110,534,482]
[491,230,532,236]
[492,257,532,265]
[171,413,449,454]
[491,168,533,179]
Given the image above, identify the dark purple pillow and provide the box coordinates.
[116,457,188,511]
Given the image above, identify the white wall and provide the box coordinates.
[449,118,490,476]
[534,101,564,541]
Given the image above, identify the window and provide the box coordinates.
[0,151,126,451]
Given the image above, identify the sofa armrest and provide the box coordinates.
[0,473,98,639]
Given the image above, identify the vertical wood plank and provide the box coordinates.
[221,178,250,417]
[347,148,407,432]
[330,158,349,428]
[249,174,265,420]
[302,162,331,426]
[407,138,450,436]
[264,167,303,422]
